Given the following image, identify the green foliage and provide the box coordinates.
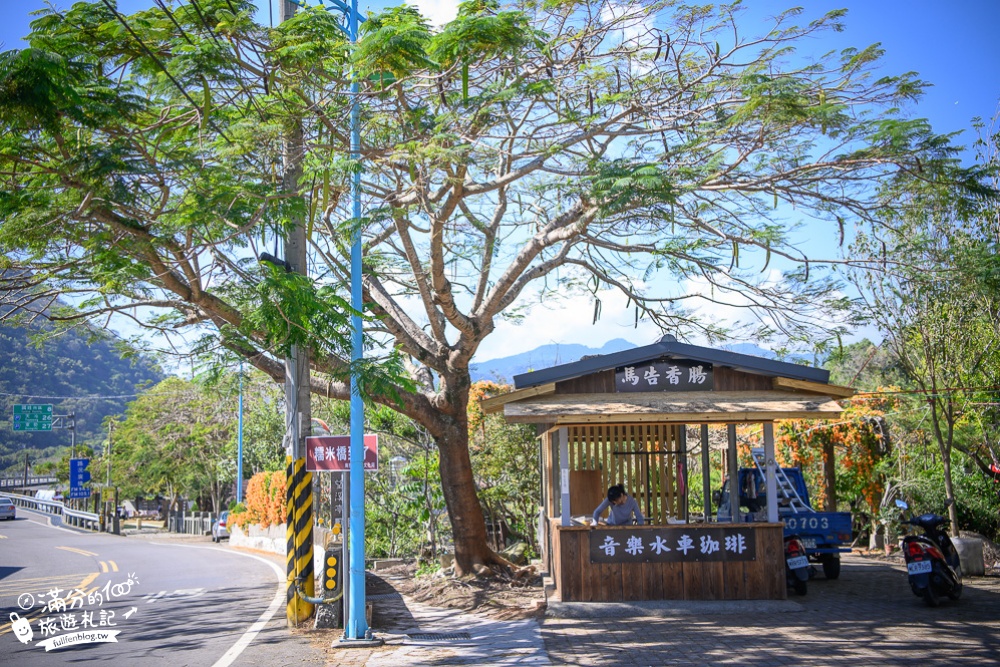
[2,0,995,568]
[469,381,541,550]
[0,317,162,476]
[355,6,434,81]
[109,377,236,513]
[306,396,448,559]
[899,451,1000,540]
[429,0,542,70]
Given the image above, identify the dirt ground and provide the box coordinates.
[369,561,547,621]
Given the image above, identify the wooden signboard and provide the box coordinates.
[589,526,756,563]
[615,359,714,393]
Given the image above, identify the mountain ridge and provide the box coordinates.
[470,339,813,383]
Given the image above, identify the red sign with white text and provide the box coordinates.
[305,435,379,472]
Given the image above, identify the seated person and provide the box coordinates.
[592,483,645,526]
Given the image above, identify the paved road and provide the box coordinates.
[0,508,294,666]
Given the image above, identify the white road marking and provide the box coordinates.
[150,543,285,667]
[19,507,83,534]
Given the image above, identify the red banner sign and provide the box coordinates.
[305,435,379,472]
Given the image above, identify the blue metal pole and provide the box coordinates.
[347,0,367,639]
[237,362,244,504]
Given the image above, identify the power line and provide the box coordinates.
[0,390,191,401]
[851,385,1000,399]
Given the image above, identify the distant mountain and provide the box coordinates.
[470,338,638,383]
[0,319,164,474]
[721,343,818,366]
[470,338,819,384]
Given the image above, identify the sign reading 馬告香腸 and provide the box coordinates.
[615,359,713,393]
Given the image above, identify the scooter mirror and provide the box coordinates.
[894,499,908,510]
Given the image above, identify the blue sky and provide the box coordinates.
[2,1,998,360]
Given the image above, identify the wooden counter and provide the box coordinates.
[549,520,786,601]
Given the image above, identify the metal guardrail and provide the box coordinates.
[2,491,220,535]
[166,510,217,535]
[0,476,58,488]
[0,491,100,531]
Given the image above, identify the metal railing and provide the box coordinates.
[0,491,100,530]
[2,491,221,535]
[0,476,58,489]
[166,510,217,535]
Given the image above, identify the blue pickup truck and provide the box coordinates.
[716,465,852,579]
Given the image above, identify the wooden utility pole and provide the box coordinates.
[280,0,315,627]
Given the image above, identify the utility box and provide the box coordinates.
[314,541,344,629]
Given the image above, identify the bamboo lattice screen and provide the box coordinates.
[566,424,682,523]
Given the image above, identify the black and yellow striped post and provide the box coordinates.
[286,455,314,625]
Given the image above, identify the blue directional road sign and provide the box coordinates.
[69,458,91,499]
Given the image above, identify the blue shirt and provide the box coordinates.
[593,495,645,525]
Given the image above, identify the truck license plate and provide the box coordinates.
[907,560,932,575]
[800,538,816,549]
[786,556,809,570]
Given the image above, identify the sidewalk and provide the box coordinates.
[309,572,550,667]
[541,553,1000,666]
[321,553,1000,666]
[234,550,1000,666]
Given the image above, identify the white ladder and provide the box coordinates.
[750,448,813,514]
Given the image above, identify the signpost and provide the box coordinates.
[12,404,54,431]
[69,458,91,499]
[305,435,379,472]
[305,434,378,633]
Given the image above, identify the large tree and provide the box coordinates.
[108,377,235,513]
[848,115,1000,535]
[0,0,984,572]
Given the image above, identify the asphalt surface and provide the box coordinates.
[0,508,291,666]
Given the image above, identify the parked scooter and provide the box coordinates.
[895,499,962,606]
[785,535,810,595]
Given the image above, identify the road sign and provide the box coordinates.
[69,458,91,499]
[12,404,54,431]
[305,435,378,472]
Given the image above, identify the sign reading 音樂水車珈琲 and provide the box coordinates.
[589,526,755,564]
[12,404,54,431]
[615,359,713,393]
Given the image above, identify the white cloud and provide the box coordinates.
[474,287,662,362]
[409,0,459,26]
[600,1,649,45]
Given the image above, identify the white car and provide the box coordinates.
[211,511,229,542]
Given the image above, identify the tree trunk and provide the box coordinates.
[436,420,498,575]
[942,455,960,537]
[929,402,961,537]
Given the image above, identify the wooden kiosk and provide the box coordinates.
[482,335,853,602]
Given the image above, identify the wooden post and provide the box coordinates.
[823,439,837,512]
[559,427,570,527]
[727,424,739,523]
[764,422,778,523]
[679,425,688,521]
[701,424,711,522]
